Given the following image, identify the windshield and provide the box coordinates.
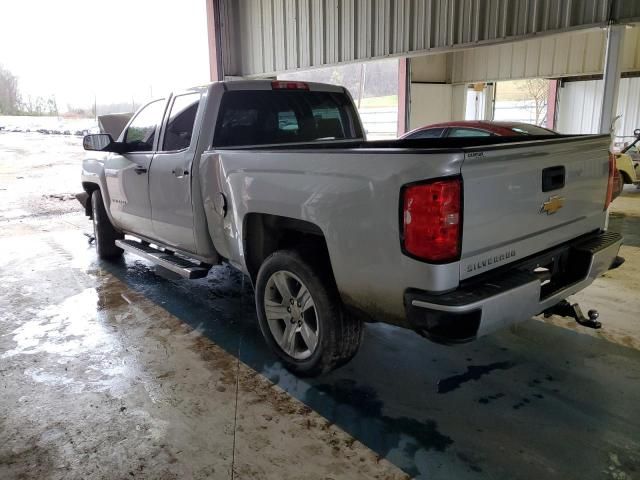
[213,90,363,147]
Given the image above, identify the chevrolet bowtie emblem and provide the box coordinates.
[541,195,565,215]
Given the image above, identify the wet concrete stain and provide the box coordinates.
[437,361,515,394]
[608,212,640,247]
[96,260,462,477]
[477,393,505,404]
[511,397,531,410]
[456,451,483,473]
[311,379,454,477]
[93,248,640,479]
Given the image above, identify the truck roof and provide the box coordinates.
[220,79,347,94]
[153,80,350,109]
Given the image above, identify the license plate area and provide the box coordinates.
[525,248,590,300]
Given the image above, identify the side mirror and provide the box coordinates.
[634,128,640,137]
[83,133,125,153]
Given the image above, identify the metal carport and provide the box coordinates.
[205,0,640,136]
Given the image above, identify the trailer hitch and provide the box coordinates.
[543,300,601,329]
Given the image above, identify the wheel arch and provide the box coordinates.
[243,213,332,284]
[82,181,121,231]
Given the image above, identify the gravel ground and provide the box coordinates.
[0,132,85,223]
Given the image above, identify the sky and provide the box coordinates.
[0,0,210,110]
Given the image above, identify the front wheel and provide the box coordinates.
[255,250,363,376]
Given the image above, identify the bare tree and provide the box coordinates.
[0,64,20,115]
[519,78,549,126]
[47,96,59,117]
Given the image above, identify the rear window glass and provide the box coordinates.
[213,90,363,147]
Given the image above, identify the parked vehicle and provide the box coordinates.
[79,81,622,376]
[405,120,632,194]
[615,129,640,187]
[401,120,557,139]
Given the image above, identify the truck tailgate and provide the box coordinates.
[460,135,610,280]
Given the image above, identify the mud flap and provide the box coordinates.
[75,192,91,217]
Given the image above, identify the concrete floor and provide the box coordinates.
[1,133,640,479]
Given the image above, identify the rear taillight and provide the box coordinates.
[271,81,309,90]
[604,152,616,210]
[401,178,462,263]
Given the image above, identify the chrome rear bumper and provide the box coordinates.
[405,231,622,343]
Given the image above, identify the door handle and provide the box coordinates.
[134,166,147,175]
[542,166,565,192]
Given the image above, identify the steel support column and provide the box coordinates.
[599,24,625,134]
[546,80,559,130]
[397,58,411,136]
[205,0,224,81]
[484,83,495,121]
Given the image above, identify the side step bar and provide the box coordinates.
[116,239,210,279]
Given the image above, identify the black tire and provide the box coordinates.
[255,250,363,376]
[91,189,123,259]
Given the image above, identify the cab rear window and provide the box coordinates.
[213,90,363,147]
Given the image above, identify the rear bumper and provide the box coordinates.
[405,231,622,343]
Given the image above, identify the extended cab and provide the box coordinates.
[80,80,622,376]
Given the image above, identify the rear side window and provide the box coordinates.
[213,90,363,147]
[163,93,200,151]
[447,128,492,138]
[405,128,445,139]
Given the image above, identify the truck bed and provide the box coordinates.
[215,133,601,152]
[203,133,611,326]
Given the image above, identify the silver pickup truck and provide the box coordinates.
[80,80,622,376]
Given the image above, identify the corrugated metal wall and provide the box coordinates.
[556,77,640,137]
[451,26,640,84]
[219,0,640,77]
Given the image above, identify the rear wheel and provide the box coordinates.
[255,250,363,376]
[91,189,123,259]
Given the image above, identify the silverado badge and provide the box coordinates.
[541,195,565,215]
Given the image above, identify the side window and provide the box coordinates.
[162,93,200,151]
[217,107,260,146]
[123,99,166,152]
[405,128,445,139]
[310,104,346,139]
[278,111,299,132]
[447,128,492,137]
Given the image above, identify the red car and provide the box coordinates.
[401,120,625,200]
[401,121,557,139]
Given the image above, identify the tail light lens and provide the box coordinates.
[604,152,616,210]
[401,178,462,263]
